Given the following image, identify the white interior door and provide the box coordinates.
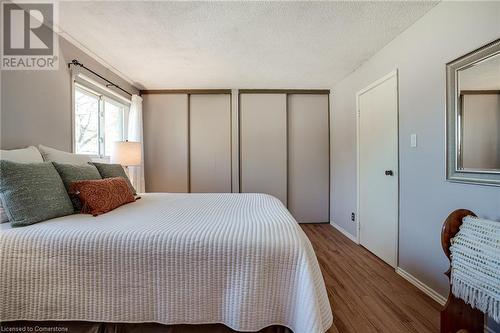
[358,72,399,267]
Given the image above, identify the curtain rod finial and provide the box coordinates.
[70,59,82,67]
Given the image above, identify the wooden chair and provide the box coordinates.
[440,209,484,333]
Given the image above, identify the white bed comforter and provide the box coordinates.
[0,193,332,333]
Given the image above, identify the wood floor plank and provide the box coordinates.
[301,224,441,333]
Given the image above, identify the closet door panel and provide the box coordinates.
[288,94,329,222]
[143,94,188,192]
[190,94,232,193]
[240,93,287,205]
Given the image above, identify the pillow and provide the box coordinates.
[0,206,8,224]
[92,162,136,195]
[38,144,92,165]
[0,160,74,227]
[52,162,102,212]
[0,146,44,223]
[69,177,136,216]
[0,146,43,163]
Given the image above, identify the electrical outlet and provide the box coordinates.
[351,213,355,222]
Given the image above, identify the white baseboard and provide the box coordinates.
[396,269,499,333]
[329,221,358,243]
[395,267,447,306]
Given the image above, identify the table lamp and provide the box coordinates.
[110,141,141,174]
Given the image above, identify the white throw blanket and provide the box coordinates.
[0,193,333,333]
[450,215,500,323]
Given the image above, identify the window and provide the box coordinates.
[73,81,129,157]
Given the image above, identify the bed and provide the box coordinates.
[0,192,333,333]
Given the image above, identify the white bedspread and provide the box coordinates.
[0,193,332,333]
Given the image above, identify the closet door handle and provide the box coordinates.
[385,170,394,176]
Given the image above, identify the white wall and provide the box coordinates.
[330,0,500,301]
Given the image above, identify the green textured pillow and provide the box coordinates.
[92,162,136,195]
[52,162,102,211]
[0,160,74,227]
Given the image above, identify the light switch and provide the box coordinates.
[410,134,417,148]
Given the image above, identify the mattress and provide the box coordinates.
[0,193,332,333]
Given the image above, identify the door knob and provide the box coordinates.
[385,170,394,176]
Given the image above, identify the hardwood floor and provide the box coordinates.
[301,224,441,333]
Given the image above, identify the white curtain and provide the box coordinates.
[128,95,146,193]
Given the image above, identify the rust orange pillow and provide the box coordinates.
[69,177,136,216]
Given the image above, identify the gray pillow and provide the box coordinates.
[0,146,44,223]
[0,160,74,227]
[52,162,102,212]
[92,162,136,195]
[0,206,8,224]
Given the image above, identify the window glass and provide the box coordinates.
[74,88,99,155]
[104,99,124,156]
[73,82,129,157]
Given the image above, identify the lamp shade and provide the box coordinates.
[110,141,141,166]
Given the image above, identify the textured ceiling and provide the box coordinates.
[57,1,438,89]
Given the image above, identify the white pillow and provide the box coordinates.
[0,146,44,223]
[38,145,92,165]
[0,146,43,163]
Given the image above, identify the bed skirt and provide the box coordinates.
[0,322,292,333]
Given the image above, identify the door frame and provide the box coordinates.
[355,69,400,267]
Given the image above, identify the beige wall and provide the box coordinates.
[1,36,139,151]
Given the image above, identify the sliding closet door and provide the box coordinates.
[190,94,232,192]
[143,94,188,192]
[240,93,287,205]
[288,94,329,222]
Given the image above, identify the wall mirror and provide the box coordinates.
[447,39,500,186]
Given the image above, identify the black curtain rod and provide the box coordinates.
[68,59,133,97]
